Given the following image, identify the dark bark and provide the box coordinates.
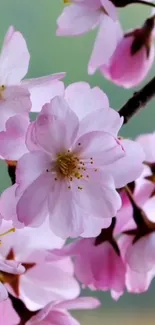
[119,76,155,124]
[9,294,38,325]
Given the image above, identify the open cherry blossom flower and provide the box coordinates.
[0,299,20,325]
[0,86,145,238]
[47,237,126,300]
[57,0,123,74]
[26,296,100,325]
[0,220,79,311]
[11,93,145,238]
[0,25,65,125]
[101,16,155,88]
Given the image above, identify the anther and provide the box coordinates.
[0,228,15,238]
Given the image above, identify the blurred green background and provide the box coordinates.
[0,0,155,323]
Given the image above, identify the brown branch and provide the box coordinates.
[118,76,155,124]
[9,294,38,325]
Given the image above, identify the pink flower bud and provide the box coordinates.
[101,17,155,88]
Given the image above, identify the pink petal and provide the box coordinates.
[88,15,120,74]
[48,181,84,238]
[47,240,84,262]
[65,82,109,120]
[17,173,52,227]
[0,219,64,264]
[78,107,123,137]
[143,196,155,223]
[104,139,145,188]
[74,131,125,167]
[136,132,155,163]
[16,151,51,194]
[27,308,80,325]
[20,261,80,311]
[23,74,65,112]
[0,259,25,274]
[0,86,31,131]
[28,97,79,156]
[100,0,118,20]
[114,190,135,234]
[0,298,20,323]
[2,26,15,47]
[0,27,30,85]
[90,242,125,295]
[57,4,100,36]
[81,216,111,238]
[0,115,29,160]
[72,170,122,219]
[26,121,40,152]
[0,184,20,225]
[125,233,155,273]
[0,283,8,302]
[126,266,155,294]
[56,297,100,310]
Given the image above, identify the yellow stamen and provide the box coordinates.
[56,152,79,178]
[63,0,71,3]
[0,228,15,238]
[0,85,6,99]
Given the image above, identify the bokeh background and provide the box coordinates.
[0,0,155,324]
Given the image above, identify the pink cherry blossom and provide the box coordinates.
[0,220,80,311]
[0,25,65,125]
[47,238,126,300]
[26,296,100,325]
[57,1,123,74]
[0,86,145,237]
[2,91,144,238]
[101,17,155,88]
[0,299,20,325]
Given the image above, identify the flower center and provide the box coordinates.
[55,152,81,179]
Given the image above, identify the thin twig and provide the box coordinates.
[119,76,155,124]
[9,294,37,325]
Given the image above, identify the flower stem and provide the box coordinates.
[9,293,37,325]
[119,76,155,124]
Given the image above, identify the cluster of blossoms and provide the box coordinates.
[0,1,155,324]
